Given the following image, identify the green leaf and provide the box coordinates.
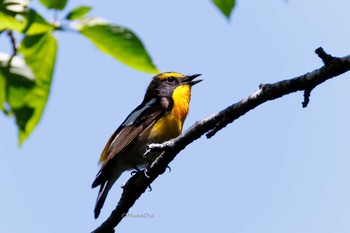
[22,9,55,35]
[0,52,35,114]
[39,0,68,10]
[0,77,6,112]
[0,73,5,111]
[0,53,35,81]
[0,70,7,112]
[0,11,24,32]
[13,106,35,131]
[65,5,91,20]
[212,0,236,19]
[77,18,159,74]
[0,9,54,35]
[15,33,57,144]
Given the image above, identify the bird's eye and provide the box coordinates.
[166,77,176,83]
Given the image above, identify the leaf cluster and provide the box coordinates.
[0,0,161,144]
[0,0,234,144]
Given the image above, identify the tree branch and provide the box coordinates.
[92,47,350,233]
[7,30,17,65]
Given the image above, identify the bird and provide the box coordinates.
[92,72,202,218]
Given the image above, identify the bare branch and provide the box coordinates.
[92,48,350,233]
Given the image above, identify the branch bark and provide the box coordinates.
[91,47,350,233]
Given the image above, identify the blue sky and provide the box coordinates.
[1,0,350,232]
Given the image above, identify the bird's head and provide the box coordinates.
[145,72,202,99]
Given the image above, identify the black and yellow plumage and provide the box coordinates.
[92,72,202,218]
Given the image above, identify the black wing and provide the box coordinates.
[92,97,171,186]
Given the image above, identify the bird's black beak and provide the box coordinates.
[183,74,202,86]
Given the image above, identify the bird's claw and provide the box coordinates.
[143,147,151,158]
[130,166,141,176]
[144,168,151,178]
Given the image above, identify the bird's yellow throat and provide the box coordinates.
[149,84,191,143]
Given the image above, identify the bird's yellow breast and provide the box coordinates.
[149,85,191,143]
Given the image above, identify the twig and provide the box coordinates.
[302,87,312,108]
[315,47,337,65]
[7,30,17,65]
[92,48,350,233]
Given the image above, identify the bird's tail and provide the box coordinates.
[93,180,110,219]
[92,168,123,219]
